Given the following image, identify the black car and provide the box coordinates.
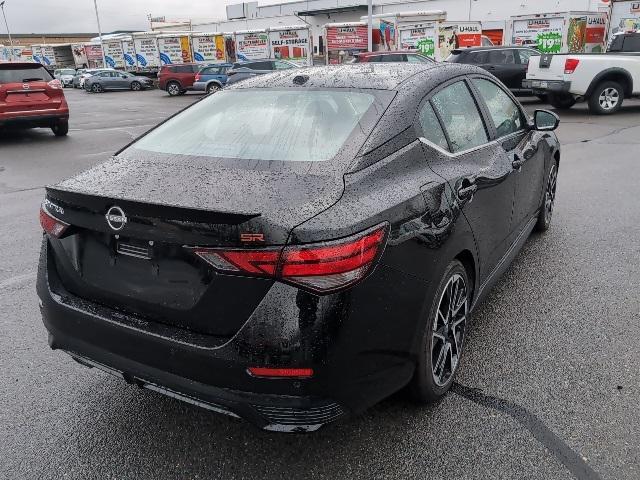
[446,46,541,96]
[608,32,640,52]
[225,59,298,85]
[37,63,560,432]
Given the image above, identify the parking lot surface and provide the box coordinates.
[1,88,639,479]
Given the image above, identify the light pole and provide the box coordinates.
[92,0,107,67]
[367,0,372,52]
[0,1,14,61]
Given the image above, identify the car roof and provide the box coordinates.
[0,62,47,69]
[356,50,420,57]
[455,46,537,53]
[228,63,454,91]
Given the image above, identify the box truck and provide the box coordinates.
[506,12,609,54]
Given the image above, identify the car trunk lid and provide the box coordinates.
[44,153,345,337]
[0,63,63,113]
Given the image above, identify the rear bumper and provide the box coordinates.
[37,239,420,431]
[0,110,69,128]
[522,79,572,95]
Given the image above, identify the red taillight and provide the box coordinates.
[564,58,580,74]
[192,223,388,294]
[40,207,69,238]
[194,74,201,81]
[48,79,62,89]
[247,367,314,378]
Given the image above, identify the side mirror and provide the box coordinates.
[533,109,560,131]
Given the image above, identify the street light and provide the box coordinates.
[367,0,373,52]
[92,0,107,68]
[0,0,14,61]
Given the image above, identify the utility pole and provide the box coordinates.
[0,1,14,61]
[367,0,373,52]
[92,0,107,67]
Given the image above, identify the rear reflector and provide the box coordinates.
[39,206,69,238]
[564,58,580,74]
[247,367,314,378]
[192,223,388,294]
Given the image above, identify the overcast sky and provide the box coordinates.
[1,0,295,33]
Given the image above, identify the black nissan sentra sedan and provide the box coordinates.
[37,63,560,432]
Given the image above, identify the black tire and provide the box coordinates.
[90,83,103,93]
[548,93,576,110]
[166,81,181,96]
[130,81,142,91]
[206,83,221,94]
[409,260,471,403]
[535,162,558,232]
[588,81,624,115]
[51,121,69,137]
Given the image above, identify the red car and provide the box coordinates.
[0,62,69,136]
[158,63,202,96]
[351,51,434,64]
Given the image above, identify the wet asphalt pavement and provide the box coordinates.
[1,87,639,479]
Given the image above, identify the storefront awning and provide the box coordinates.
[296,4,368,16]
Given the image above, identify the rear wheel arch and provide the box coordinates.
[586,68,633,97]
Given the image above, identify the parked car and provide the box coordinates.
[158,63,203,96]
[225,59,298,86]
[0,62,69,136]
[351,51,434,63]
[53,68,76,88]
[193,63,233,94]
[525,51,640,114]
[84,71,154,93]
[75,68,114,89]
[38,63,561,432]
[446,46,541,96]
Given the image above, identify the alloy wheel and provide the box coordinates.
[91,84,102,93]
[207,84,221,94]
[598,88,619,111]
[131,82,141,91]
[545,164,558,222]
[168,83,180,96]
[431,273,467,387]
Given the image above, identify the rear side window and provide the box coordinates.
[200,67,216,74]
[407,54,431,63]
[175,65,194,73]
[473,78,523,137]
[378,54,405,62]
[247,61,272,70]
[431,81,488,153]
[487,49,516,64]
[517,49,538,65]
[274,60,295,70]
[622,35,640,52]
[0,66,52,83]
[418,103,449,151]
[467,51,488,64]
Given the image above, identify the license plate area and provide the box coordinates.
[117,240,152,260]
[532,80,548,89]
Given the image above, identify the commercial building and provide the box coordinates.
[154,0,616,54]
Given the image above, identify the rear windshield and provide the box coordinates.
[59,69,76,75]
[132,90,375,162]
[0,65,53,83]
